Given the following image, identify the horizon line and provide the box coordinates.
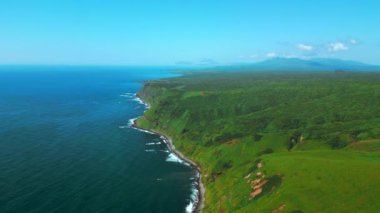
[0,57,379,67]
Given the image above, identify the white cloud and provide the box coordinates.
[199,58,217,64]
[283,54,300,59]
[249,54,258,58]
[328,42,348,52]
[350,39,358,45]
[266,52,277,58]
[297,44,314,51]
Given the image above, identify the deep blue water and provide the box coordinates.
[0,66,196,213]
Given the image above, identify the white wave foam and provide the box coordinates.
[166,151,191,166]
[118,125,129,129]
[185,201,194,213]
[185,180,200,213]
[190,184,199,201]
[133,96,151,109]
[133,97,145,105]
[121,92,151,109]
[146,142,162,145]
[131,127,155,135]
[166,153,190,167]
[161,137,170,144]
[144,149,155,152]
[120,92,134,98]
[166,153,184,163]
[128,118,138,127]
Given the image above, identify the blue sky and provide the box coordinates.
[1,0,380,65]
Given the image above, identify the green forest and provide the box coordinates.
[137,71,380,213]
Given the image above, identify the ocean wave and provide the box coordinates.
[121,92,151,109]
[160,136,169,144]
[120,92,134,98]
[186,180,200,213]
[144,149,155,152]
[118,125,129,129]
[185,201,194,213]
[128,117,138,127]
[133,96,151,109]
[166,153,183,163]
[131,127,155,135]
[166,153,190,167]
[146,142,162,145]
[133,97,145,105]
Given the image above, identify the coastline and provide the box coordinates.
[131,95,205,213]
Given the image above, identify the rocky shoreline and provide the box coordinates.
[132,95,205,213]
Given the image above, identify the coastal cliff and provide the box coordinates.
[135,84,205,213]
[135,72,380,213]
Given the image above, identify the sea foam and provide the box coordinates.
[132,127,155,135]
[120,92,134,98]
[166,153,190,167]
[185,176,200,213]
[166,153,184,163]
[128,117,138,127]
[146,142,162,145]
[185,201,194,213]
[121,92,150,109]
[133,96,151,109]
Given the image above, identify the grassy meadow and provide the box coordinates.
[136,71,380,212]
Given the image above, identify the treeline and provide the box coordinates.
[138,72,380,149]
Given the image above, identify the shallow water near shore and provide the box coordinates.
[0,66,197,213]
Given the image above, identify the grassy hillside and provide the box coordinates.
[136,72,380,212]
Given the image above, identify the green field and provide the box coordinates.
[136,72,380,212]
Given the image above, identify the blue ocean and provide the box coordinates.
[0,66,197,213]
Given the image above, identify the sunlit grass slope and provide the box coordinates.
[137,72,380,212]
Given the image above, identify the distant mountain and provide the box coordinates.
[210,58,380,72]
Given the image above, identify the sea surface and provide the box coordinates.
[0,66,197,213]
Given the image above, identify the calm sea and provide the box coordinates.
[0,66,197,213]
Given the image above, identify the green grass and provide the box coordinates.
[136,72,380,212]
[250,151,380,213]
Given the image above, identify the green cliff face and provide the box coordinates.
[137,72,380,213]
